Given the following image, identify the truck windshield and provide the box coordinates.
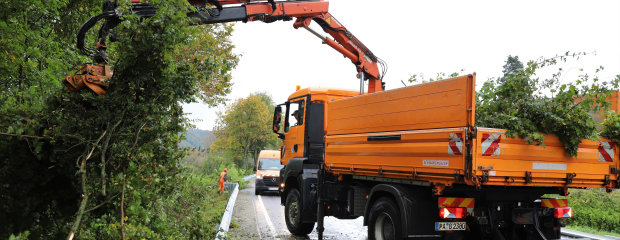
[258,158,283,170]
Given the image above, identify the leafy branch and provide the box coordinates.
[476,54,619,157]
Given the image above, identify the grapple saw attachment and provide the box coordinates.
[64,0,120,95]
[63,64,112,96]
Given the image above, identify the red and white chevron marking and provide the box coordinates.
[598,141,615,162]
[481,133,501,156]
[448,133,463,155]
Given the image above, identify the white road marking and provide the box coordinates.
[252,194,263,239]
[257,195,278,238]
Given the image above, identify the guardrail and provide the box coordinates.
[215,182,239,240]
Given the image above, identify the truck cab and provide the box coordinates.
[273,87,358,166]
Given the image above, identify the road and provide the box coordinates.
[229,178,367,240]
[229,177,616,240]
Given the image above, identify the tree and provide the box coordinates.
[212,93,281,167]
[501,55,524,77]
[0,0,239,238]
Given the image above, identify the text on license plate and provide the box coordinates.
[435,222,466,231]
[268,187,279,191]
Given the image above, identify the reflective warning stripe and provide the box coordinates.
[448,133,463,155]
[598,142,615,162]
[438,197,475,208]
[481,133,501,156]
[541,199,568,208]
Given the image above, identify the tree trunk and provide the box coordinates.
[67,131,106,240]
[120,174,127,240]
[67,159,89,240]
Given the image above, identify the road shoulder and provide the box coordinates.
[227,188,260,239]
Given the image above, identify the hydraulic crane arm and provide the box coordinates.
[65,0,386,95]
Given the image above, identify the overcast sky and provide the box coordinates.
[183,0,620,130]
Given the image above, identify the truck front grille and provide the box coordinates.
[263,176,280,186]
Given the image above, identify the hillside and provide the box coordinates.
[180,129,216,149]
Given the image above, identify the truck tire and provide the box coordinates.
[368,197,403,240]
[254,187,260,195]
[284,188,315,235]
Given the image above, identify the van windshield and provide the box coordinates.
[258,158,283,170]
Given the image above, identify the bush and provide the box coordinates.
[565,189,620,233]
[78,170,228,239]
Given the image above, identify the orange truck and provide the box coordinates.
[274,75,620,240]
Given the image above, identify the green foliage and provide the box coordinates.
[564,189,620,233]
[196,151,252,189]
[476,54,619,156]
[1,1,102,237]
[8,231,30,240]
[74,169,229,239]
[600,76,620,143]
[211,92,281,168]
[407,69,465,84]
[1,0,239,238]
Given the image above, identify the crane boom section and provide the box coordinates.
[68,0,384,95]
[162,0,384,92]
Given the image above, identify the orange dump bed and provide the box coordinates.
[324,74,619,190]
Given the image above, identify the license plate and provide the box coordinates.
[435,222,466,231]
[268,187,279,191]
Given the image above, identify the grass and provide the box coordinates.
[564,225,620,237]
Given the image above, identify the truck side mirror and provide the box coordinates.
[273,106,284,139]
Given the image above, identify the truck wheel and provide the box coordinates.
[368,198,402,240]
[254,187,260,195]
[285,188,315,235]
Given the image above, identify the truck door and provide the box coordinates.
[305,101,325,164]
[282,98,306,165]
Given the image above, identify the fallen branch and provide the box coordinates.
[0,132,51,140]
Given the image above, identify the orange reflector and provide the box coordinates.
[553,207,572,218]
[439,207,466,219]
[541,198,568,208]
[438,197,475,208]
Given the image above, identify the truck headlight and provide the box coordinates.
[256,174,262,180]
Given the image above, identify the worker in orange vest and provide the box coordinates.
[218,168,228,194]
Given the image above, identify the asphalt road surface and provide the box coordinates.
[229,179,616,240]
[229,179,367,240]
